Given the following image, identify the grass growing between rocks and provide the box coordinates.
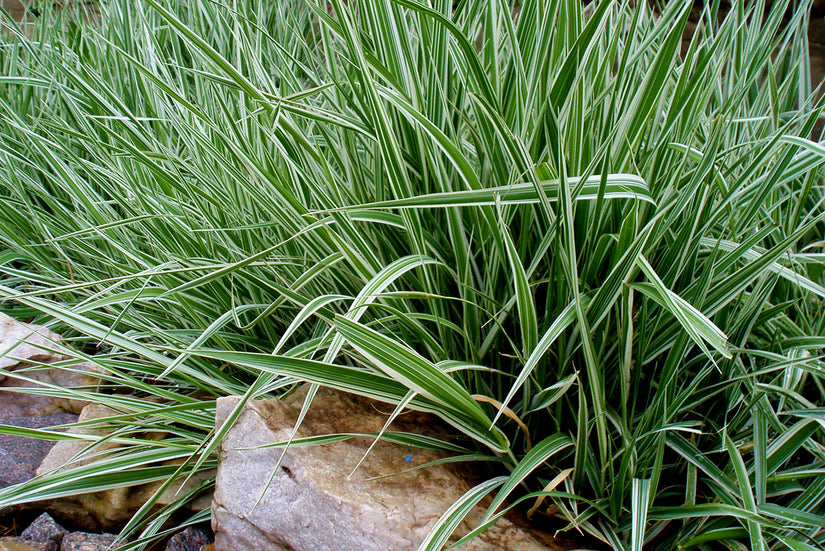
[0,0,824,548]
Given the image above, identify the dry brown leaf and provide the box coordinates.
[526,467,574,519]
[471,394,531,450]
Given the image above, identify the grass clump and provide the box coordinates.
[0,0,824,548]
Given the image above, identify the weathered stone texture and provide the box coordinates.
[164,526,212,551]
[59,532,117,551]
[212,386,555,551]
[36,404,212,531]
[0,415,77,489]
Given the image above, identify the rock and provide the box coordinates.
[155,469,213,514]
[0,312,103,416]
[3,363,108,417]
[164,526,212,551]
[35,404,143,529]
[40,363,105,415]
[212,386,556,551]
[36,404,120,477]
[0,314,65,376]
[0,362,102,419]
[0,414,77,489]
[59,532,117,551]
[0,541,43,551]
[2,362,107,417]
[18,513,67,551]
[36,404,213,531]
[0,513,69,551]
[0,371,65,418]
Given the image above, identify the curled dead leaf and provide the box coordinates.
[472,394,531,450]
[527,467,574,520]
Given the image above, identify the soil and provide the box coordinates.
[811,18,825,90]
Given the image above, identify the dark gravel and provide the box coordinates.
[165,526,212,551]
[59,532,117,551]
[0,415,77,489]
[17,513,67,551]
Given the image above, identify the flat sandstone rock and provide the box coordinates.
[0,313,103,415]
[212,386,557,551]
[36,404,212,531]
[0,313,65,375]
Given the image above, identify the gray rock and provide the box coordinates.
[0,362,103,419]
[18,513,67,551]
[0,312,103,416]
[0,414,77,489]
[3,362,107,417]
[0,372,65,418]
[59,533,117,551]
[40,363,105,415]
[212,386,553,551]
[0,314,65,376]
[164,527,211,551]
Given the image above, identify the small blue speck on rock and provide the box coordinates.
[405,455,412,462]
